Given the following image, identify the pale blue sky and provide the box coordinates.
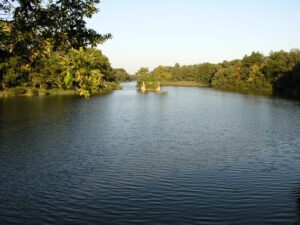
[87,0,300,74]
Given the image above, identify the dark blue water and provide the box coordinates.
[1,83,300,225]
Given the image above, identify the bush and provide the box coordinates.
[9,87,26,96]
[27,88,39,96]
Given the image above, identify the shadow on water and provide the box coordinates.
[273,63,300,99]
[292,184,300,225]
[0,95,79,123]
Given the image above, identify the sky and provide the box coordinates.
[87,0,300,74]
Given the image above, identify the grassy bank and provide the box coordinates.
[0,83,122,98]
[0,87,77,98]
[95,82,122,95]
[160,81,208,87]
[213,86,272,96]
[160,81,272,96]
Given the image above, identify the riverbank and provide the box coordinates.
[136,80,273,96]
[160,81,207,87]
[0,83,122,98]
[213,86,272,96]
[0,88,76,98]
[160,81,272,96]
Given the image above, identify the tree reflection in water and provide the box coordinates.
[295,186,300,225]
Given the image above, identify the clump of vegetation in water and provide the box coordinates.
[136,68,164,91]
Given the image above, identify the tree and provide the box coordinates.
[241,52,264,79]
[151,66,173,81]
[135,67,150,77]
[264,50,297,82]
[60,48,112,98]
[0,0,112,91]
[195,63,219,85]
[0,0,111,73]
[273,63,300,97]
[113,68,130,82]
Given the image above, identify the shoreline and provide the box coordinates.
[137,80,275,97]
[213,87,272,96]
[0,88,77,98]
[160,81,208,87]
[0,83,122,98]
[159,81,273,96]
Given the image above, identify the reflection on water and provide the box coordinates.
[0,83,300,225]
[296,186,300,222]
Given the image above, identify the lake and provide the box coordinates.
[1,83,300,225]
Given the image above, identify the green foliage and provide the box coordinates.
[57,48,114,98]
[9,87,27,96]
[136,67,150,77]
[0,87,77,97]
[136,49,300,97]
[135,67,161,90]
[63,48,96,97]
[128,74,138,81]
[0,47,117,98]
[264,50,300,82]
[26,88,39,96]
[0,0,111,60]
[194,63,219,85]
[0,0,116,98]
[151,66,173,81]
[0,56,29,88]
[135,67,150,87]
[240,52,264,79]
[31,52,66,89]
[113,68,130,82]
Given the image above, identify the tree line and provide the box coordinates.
[113,68,133,82]
[136,50,300,98]
[0,0,124,98]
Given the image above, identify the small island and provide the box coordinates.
[138,81,161,92]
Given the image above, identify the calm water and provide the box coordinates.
[1,83,300,225]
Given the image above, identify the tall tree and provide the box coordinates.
[0,0,111,89]
[0,0,111,60]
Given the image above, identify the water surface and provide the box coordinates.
[1,83,300,224]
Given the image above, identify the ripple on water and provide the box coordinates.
[0,84,300,224]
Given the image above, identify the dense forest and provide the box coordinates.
[0,0,124,98]
[113,68,133,82]
[137,50,300,98]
